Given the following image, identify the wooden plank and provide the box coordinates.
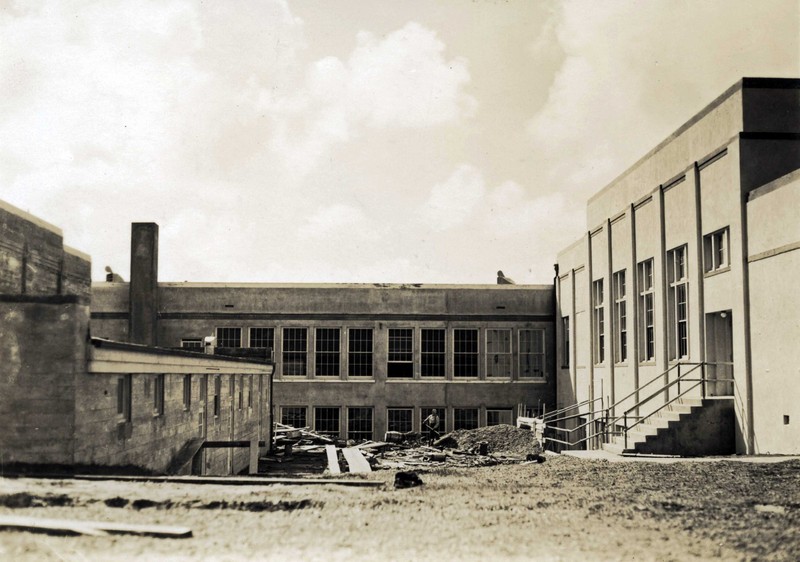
[72,474,382,487]
[325,445,341,475]
[249,439,259,475]
[341,447,372,473]
[0,515,191,538]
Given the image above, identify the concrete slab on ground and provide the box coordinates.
[561,450,800,464]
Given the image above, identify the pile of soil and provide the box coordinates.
[442,424,541,456]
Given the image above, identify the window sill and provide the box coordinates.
[704,266,730,278]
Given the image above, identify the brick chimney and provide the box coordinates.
[129,223,159,346]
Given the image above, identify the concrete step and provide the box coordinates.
[602,442,632,455]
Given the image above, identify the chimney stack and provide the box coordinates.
[129,223,159,346]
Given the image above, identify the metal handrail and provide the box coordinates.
[542,397,604,425]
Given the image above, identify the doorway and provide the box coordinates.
[705,310,733,396]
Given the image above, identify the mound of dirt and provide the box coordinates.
[444,424,541,456]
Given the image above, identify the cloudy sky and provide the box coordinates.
[2,0,797,284]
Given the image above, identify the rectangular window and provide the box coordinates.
[347,407,373,441]
[562,316,570,368]
[237,374,243,410]
[281,406,307,429]
[421,407,445,434]
[387,408,413,433]
[116,375,132,422]
[421,329,446,377]
[182,375,191,410]
[519,329,545,378]
[282,328,308,376]
[638,259,655,361]
[487,408,513,426]
[486,329,512,378]
[249,327,274,350]
[593,280,605,364]
[704,227,729,272]
[613,270,627,363]
[453,329,479,377]
[247,375,253,408]
[216,327,242,348]
[181,339,203,349]
[454,408,479,430]
[348,328,373,377]
[154,374,165,416]
[315,328,341,377]
[388,328,414,378]
[213,376,221,417]
[314,407,340,437]
[668,245,689,360]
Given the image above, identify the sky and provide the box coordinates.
[1,0,798,285]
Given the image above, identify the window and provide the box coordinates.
[315,328,341,377]
[487,408,513,426]
[704,228,729,273]
[213,376,221,417]
[638,259,655,362]
[388,328,413,378]
[216,327,242,348]
[668,245,689,360]
[249,327,274,350]
[281,406,307,429]
[347,407,373,441]
[519,329,545,378]
[154,374,165,416]
[181,339,203,349]
[454,408,479,430]
[237,374,243,410]
[593,280,605,364]
[182,375,191,410]
[421,329,445,377]
[562,317,570,368]
[453,329,479,377]
[421,407,445,434]
[348,329,373,377]
[613,270,627,363]
[282,328,308,376]
[387,408,413,433]
[486,329,512,378]
[247,375,253,408]
[314,407,340,437]
[116,375,131,422]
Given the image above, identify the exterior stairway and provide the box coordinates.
[602,397,735,456]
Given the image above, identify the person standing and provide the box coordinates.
[423,409,440,445]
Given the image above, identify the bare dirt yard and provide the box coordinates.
[1,453,798,561]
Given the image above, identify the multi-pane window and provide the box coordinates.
[117,375,132,422]
[216,327,242,348]
[388,328,413,378]
[486,329,512,378]
[387,408,413,433]
[347,407,373,441]
[281,406,307,429]
[638,259,655,362]
[453,329,479,377]
[704,228,729,273]
[154,374,165,416]
[613,270,627,363]
[668,245,689,360]
[421,407,445,434]
[182,375,191,410]
[314,407,340,437]
[181,339,203,349]
[593,280,605,364]
[421,329,446,377]
[282,328,308,376]
[249,327,274,350]
[487,408,513,426]
[348,329,373,377]
[519,329,545,378]
[454,408,479,430]
[562,317,570,368]
[315,328,341,377]
[213,376,221,417]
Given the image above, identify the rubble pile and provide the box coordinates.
[442,424,543,457]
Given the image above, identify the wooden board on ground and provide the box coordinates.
[249,439,259,475]
[342,447,372,473]
[325,444,341,475]
[72,474,382,487]
[0,515,192,538]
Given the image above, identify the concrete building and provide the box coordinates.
[554,78,800,455]
[91,224,557,442]
[0,200,274,475]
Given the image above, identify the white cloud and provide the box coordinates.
[419,164,485,232]
[299,204,368,240]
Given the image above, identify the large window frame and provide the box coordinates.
[347,328,373,377]
[282,327,308,376]
[387,408,414,433]
[281,406,307,429]
[519,329,545,379]
[347,407,373,442]
[315,327,341,377]
[216,327,242,348]
[314,407,340,438]
[454,408,479,430]
[486,329,512,378]
[249,327,275,351]
[613,270,627,364]
[638,259,655,362]
[421,328,446,377]
[387,328,414,378]
[453,329,479,378]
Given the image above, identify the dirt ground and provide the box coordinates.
[1,454,798,561]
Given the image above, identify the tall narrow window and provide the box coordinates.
[453,329,479,377]
[486,329,512,378]
[520,329,545,378]
[638,259,655,362]
[282,328,308,376]
[237,374,243,410]
[314,407,340,437]
[213,376,221,417]
[216,327,241,348]
[668,245,689,359]
[247,375,253,408]
[154,374,165,416]
[593,280,605,364]
[348,328,373,377]
[561,317,570,368]
[421,329,446,377]
[388,328,413,378]
[182,375,191,410]
[703,227,729,273]
[347,407,373,441]
[315,328,341,377]
[387,408,413,433]
[117,375,132,422]
[281,406,307,429]
[613,270,627,363]
[249,327,274,351]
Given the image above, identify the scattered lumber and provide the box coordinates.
[72,474,382,487]
[0,514,192,538]
[325,445,341,475]
[341,448,372,473]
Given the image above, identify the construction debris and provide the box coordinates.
[0,514,192,538]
